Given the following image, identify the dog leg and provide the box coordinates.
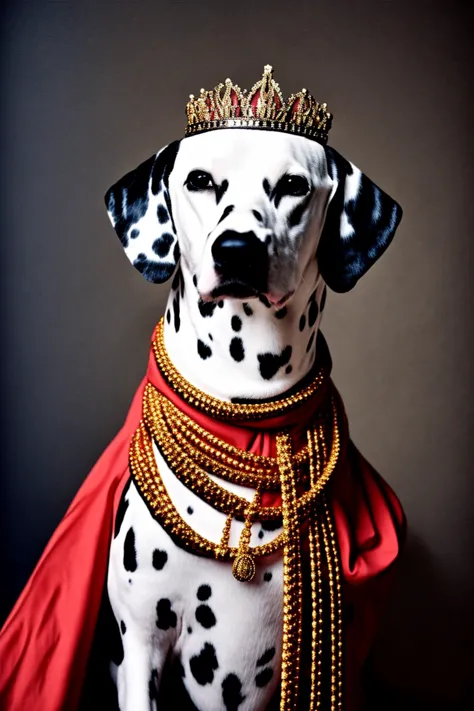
[115,633,168,711]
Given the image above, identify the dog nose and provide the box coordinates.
[212,230,268,275]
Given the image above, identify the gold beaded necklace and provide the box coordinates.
[129,320,344,710]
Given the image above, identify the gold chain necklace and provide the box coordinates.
[130,320,344,710]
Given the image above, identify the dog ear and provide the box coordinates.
[317,146,403,293]
[104,140,181,283]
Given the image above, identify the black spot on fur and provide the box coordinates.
[255,667,274,687]
[149,669,159,701]
[157,204,169,224]
[173,241,180,263]
[123,527,137,572]
[308,300,319,327]
[262,178,271,197]
[264,571,272,582]
[216,179,229,204]
[130,228,139,239]
[120,620,126,635]
[252,209,263,222]
[190,643,219,685]
[306,331,315,353]
[256,647,276,667]
[195,604,217,629]
[218,300,224,308]
[197,339,212,360]
[197,584,212,601]
[171,269,181,291]
[275,306,287,319]
[218,204,234,224]
[152,233,174,258]
[288,193,312,228]
[166,309,171,324]
[209,333,213,341]
[193,274,198,287]
[259,294,271,308]
[114,480,130,538]
[133,253,173,283]
[320,286,327,312]
[152,549,168,571]
[187,626,193,634]
[262,519,282,531]
[173,294,180,332]
[243,302,253,316]
[231,315,242,332]
[156,598,177,630]
[299,313,306,331]
[285,365,292,374]
[257,346,292,380]
[258,530,264,539]
[265,234,272,246]
[187,506,194,515]
[222,673,246,711]
[230,337,245,362]
[198,299,217,318]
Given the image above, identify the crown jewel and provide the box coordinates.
[185,65,333,144]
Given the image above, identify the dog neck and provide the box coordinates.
[163,262,327,402]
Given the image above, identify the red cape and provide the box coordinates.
[0,326,406,711]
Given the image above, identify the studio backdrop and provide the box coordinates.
[1,1,473,709]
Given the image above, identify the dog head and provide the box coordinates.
[105,130,402,301]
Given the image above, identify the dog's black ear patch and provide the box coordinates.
[105,141,181,284]
[318,146,402,293]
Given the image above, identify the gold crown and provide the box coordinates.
[185,64,333,144]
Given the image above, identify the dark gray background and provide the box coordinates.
[1,1,473,709]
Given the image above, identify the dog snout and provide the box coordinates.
[212,230,268,279]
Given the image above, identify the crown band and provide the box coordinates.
[184,118,329,143]
[185,64,333,145]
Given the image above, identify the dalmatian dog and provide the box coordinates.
[104,128,401,711]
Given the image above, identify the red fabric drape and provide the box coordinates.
[0,326,405,711]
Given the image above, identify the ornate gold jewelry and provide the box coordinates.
[185,64,333,145]
[130,319,344,709]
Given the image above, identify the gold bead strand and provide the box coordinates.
[277,432,303,711]
[322,494,344,710]
[308,426,324,710]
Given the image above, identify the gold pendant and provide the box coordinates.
[232,553,256,582]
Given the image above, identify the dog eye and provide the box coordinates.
[280,175,310,197]
[186,170,213,191]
